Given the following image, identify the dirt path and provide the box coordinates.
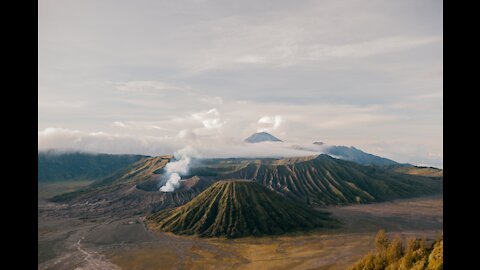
[38,218,121,270]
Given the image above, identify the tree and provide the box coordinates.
[375,229,390,252]
[400,238,428,269]
[386,234,404,264]
[426,236,443,270]
[349,230,443,270]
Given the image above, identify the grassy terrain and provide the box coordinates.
[38,151,147,182]
[50,156,172,202]
[376,164,443,178]
[225,155,442,205]
[147,180,338,238]
[46,154,442,221]
[392,166,443,178]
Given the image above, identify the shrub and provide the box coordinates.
[349,230,443,270]
[375,229,390,252]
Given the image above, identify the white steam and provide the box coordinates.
[159,146,197,192]
[159,172,182,192]
[257,115,282,132]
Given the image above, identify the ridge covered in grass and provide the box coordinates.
[146,180,337,238]
[224,155,442,206]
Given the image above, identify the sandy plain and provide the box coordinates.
[38,193,442,270]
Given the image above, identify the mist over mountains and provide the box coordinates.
[39,132,404,166]
[38,131,425,195]
[38,127,442,168]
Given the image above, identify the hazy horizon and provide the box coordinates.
[39,0,443,167]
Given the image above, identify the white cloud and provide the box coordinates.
[199,96,224,105]
[177,129,197,141]
[111,81,191,92]
[234,55,266,64]
[113,121,128,128]
[39,100,86,109]
[202,118,223,129]
[257,115,282,132]
[224,35,441,70]
[37,127,318,158]
[38,0,442,167]
[314,114,402,129]
[150,125,169,131]
[38,127,180,155]
[192,108,225,130]
[306,36,441,60]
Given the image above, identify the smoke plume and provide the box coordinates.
[159,146,196,192]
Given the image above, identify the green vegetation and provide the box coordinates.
[349,230,443,270]
[50,156,172,202]
[47,156,212,218]
[392,166,443,178]
[146,180,338,238]
[374,164,442,178]
[38,151,147,182]
[47,154,442,219]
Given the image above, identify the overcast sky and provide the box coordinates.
[38,0,443,167]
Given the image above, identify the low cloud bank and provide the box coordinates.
[38,127,327,158]
[37,127,443,168]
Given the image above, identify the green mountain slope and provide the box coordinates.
[381,164,443,178]
[146,180,337,238]
[48,156,215,218]
[38,151,147,182]
[47,154,442,219]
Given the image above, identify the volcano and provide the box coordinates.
[146,180,337,238]
[244,132,282,143]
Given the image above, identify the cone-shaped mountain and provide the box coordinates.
[146,180,338,238]
[244,132,282,143]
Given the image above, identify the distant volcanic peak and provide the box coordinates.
[244,132,282,143]
[146,179,336,238]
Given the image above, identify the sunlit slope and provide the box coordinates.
[51,156,171,202]
[392,165,443,178]
[147,180,337,238]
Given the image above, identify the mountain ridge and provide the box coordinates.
[244,132,282,143]
[223,154,442,206]
[323,145,399,166]
[47,154,442,218]
[38,151,148,182]
[146,180,338,238]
